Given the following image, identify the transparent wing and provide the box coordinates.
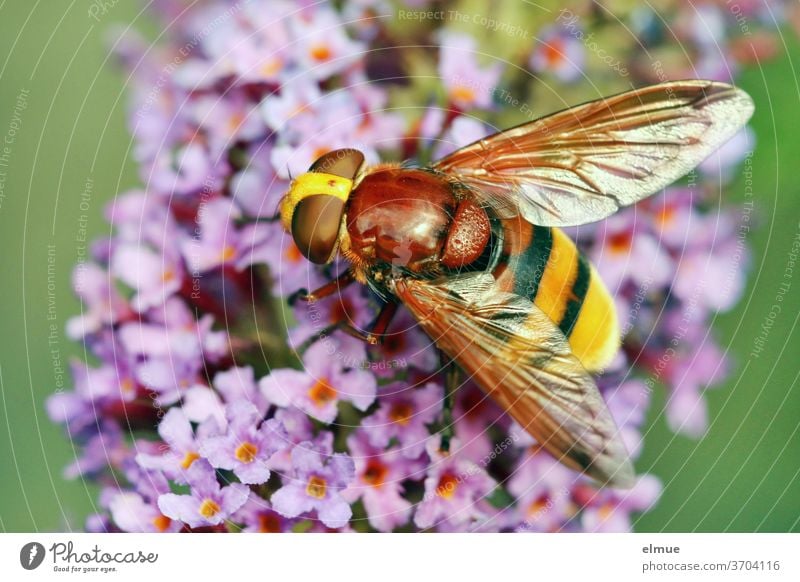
[393,272,634,487]
[434,80,754,226]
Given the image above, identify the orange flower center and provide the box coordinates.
[234,441,259,464]
[284,241,304,264]
[198,498,221,519]
[308,379,337,407]
[220,244,237,262]
[388,402,413,426]
[180,451,200,469]
[655,205,676,227]
[435,473,459,500]
[450,85,476,104]
[120,377,135,396]
[227,111,245,134]
[260,57,283,77]
[544,38,566,67]
[161,268,176,283]
[310,44,332,62]
[362,460,389,488]
[306,475,328,499]
[597,502,616,521]
[527,495,550,518]
[608,231,633,254]
[152,514,172,532]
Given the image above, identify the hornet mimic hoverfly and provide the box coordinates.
[279,80,754,488]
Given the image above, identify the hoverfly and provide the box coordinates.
[279,81,754,488]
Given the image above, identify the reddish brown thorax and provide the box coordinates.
[346,168,490,272]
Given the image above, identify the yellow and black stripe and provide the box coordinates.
[493,220,619,373]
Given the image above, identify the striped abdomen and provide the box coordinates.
[492,217,619,373]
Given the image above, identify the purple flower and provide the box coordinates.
[107,467,180,533]
[605,380,650,459]
[111,241,184,313]
[414,437,497,530]
[261,77,322,136]
[136,407,215,482]
[267,406,317,473]
[271,441,355,528]
[213,366,269,416]
[148,141,221,197]
[181,197,273,273]
[343,429,423,532]
[591,213,674,291]
[233,497,293,533]
[361,381,442,459]
[66,263,131,340]
[187,92,266,159]
[260,340,376,423]
[158,459,250,528]
[699,126,755,180]
[199,401,288,484]
[509,450,577,532]
[438,31,503,110]
[229,143,288,218]
[291,7,366,81]
[109,492,180,533]
[578,475,662,532]
[530,25,585,83]
[433,116,490,159]
[64,422,127,479]
[664,340,729,437]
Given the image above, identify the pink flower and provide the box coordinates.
[579,475,662,532]
[438,32,503,110]
[343,430,423,531]
[136,407,215,482]
[158,460,250,528]
[270,441,355,528]
[259,340,376,423]
[199,401,288,484]
[414,438,497,530]
[509,450,577,532]
[361,381,442,459]
[530,25,585,83]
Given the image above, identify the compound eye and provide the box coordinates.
[291,195,346,264]
[290,148,365,264]
[310,148,364,178]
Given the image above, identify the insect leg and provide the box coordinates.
[335,301,399,345]
[288,270,355,304]
[364,301,399,345]
[440,357,460,453]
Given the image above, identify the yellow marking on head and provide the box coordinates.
[279,172,353,230]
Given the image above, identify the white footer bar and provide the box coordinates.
[1,533,796,581]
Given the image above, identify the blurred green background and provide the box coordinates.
[0,2,797,532]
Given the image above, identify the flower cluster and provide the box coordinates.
[49,0,781,532]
